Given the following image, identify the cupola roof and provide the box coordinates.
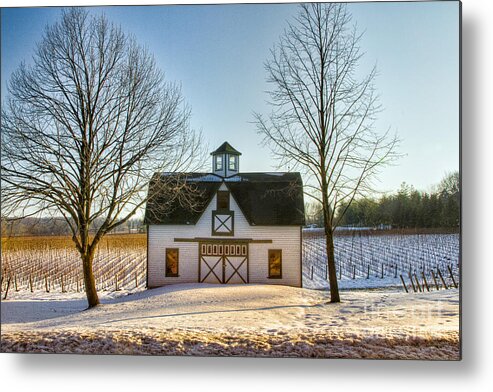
[210,142,242,156]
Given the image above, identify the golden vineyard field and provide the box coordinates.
[1,234,147,295]
[1,233,147,251]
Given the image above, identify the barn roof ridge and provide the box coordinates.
[157,171,301,182]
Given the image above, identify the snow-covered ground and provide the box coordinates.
[1,284,460,359]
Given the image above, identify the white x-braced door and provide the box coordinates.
[199,242,248,284]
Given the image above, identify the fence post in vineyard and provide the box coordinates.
[421,272,430,292]
[430,270,440,290]
[437,267,448,289]
[3,277,12,300]
[339,263,342,280]
[408,273,416,292]
[399,275,409,293]
[115,274,120,291]
[413,273,422,292]
[135,271,138,288]
[61,275,66,293]
[367,264,370,279]
[352,265,356,279]
[447,265,458,288]
[29,274,33,293]
[14,274,19,292]
[325,265,327,280]
[310,265,314,280]
[45,275,50,293]
[381,263,384,279]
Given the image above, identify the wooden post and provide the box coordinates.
[45,275,50,293]
[367,264,370,279]
[29,274,33,293]
[310,265,314,280]
[135,271,138,288]
[447,265,458,288]
[3,277,11,300]
[14,274,19,292]
[381,263,384,279]
[431,270,440,290]
[352,265,356,279]
[399,275,409,293]
[61,274,66,293]
[421,271,430,292]
[437,267,448,289]
[394,264,398,278]
[339,263,341,280]
[76,279,80,293]
[408,272,416,292]
[414,273,422,292]
[115,274,119,291]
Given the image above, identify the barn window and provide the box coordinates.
[215,155,223,171]
[268,249,282,279]
[216,191,230,210]
[166,248,179,277]
[228,155,237,171]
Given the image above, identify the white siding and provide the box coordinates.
[147,183,302,288]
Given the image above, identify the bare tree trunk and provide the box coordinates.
[325,228,340,303]
[81,251,99,308]
[321,167,340,303]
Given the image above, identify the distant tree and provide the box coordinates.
[305,201,324,226]
[437,171,460,196]
[1,9,204,308]
[437,171,460,227]
[255,3,399,302]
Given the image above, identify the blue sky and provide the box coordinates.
[0,2,460,194]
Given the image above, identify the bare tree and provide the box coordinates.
[255,3,399,302]
[1,8,204,308]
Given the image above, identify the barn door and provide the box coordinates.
[199,242,248,284]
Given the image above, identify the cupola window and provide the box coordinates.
[215,155,223,171]
[228,155,237,171]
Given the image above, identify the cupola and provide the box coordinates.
[211,142,241,177]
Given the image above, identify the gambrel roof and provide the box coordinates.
[144,172,305,226]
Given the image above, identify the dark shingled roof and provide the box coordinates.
[210,142,242,156]
[144,172,305,226]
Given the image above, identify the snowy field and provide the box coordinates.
[1,284,459,359]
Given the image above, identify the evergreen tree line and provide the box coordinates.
[305,172,460,229]
[336,172,460,229]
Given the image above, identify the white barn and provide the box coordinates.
[144,142,305,288]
